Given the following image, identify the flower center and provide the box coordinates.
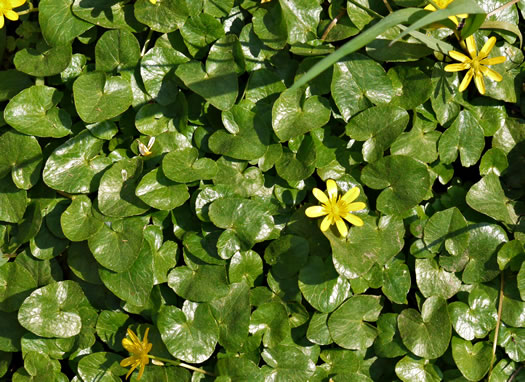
[325,197,349,218]
[471,58,481,73]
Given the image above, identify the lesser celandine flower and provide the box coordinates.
[121,328,152,380]
[423,0,467,26]
[444,35,506,95]
[0,0,26,29]
[149,0,157,4]
[305,179,366,237]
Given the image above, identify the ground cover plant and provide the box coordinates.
[0,0,524,380]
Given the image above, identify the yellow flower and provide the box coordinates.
[149,0,157,4]
[120,327,152,380]
[305,179,366,237]
[444,35,506,95]
[0,0,26,29]
[424,0,467,26]
[261,0,272,3]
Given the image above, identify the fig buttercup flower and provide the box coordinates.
[444,35,506,95]
[0,0,26,29]
[120,327,152,380]
[261,0,272,3]
[149,0,157,4]
[423,0,467,26]
[305,179,366,237]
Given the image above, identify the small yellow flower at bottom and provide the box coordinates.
[0,0,26,29]
[149,0,157,4]
[261,0,272,3]
[305,179,366,237]
[444,35,506,95]
[120,327,152,380]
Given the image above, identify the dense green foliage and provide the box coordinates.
[0,0,525,381]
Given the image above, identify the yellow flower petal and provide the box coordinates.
[335,218,348,237]
[465,35,477,59]
[125,362,139,380]
[478,36,496,59]
[9,0,26,7]
[480,56,506,66]
[138,363,146,380]
[343,213,364,227]
[444,63,470,72]
[320,215,332,232]
[0,15,5,29]
[120,356,138,367]
[480,65,502,82]
[474,72,485,94]
[448,50,470,63]
[326,179,338,200]
[149,0,157,3]
[4,10,18,21]
[347,202,366,212]
[458,68,474,92]
[424,4,437,11]
[341,187,360,204]
[305,206,327,218]
[312,188,329,204]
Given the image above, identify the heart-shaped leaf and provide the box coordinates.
[451,336,491,381]
[73,72,132,123]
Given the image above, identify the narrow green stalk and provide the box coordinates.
[489,271,505,377]
[148,355,215,377]
[141,29,154,57]
[17,2,37,16]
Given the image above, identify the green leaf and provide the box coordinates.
[416,258,461,299]
[398,296,452,359]
[252,3,287,50]
[423,207,469,255]
[14,45,72,77]
[157,302,219,363]
[374,313,407,358]
[60,195,103,242]
[77,352,126,382]
[209,103,271,160]
[346,105,409,163]
[136,168,189,211]
[361,155,431,216]
[88,216,145,272]
[175,61,237,111]
[43,130,112,194]
[331,53,395,122]
[265,235,309,279]
[229,250,263,287]
[382,259,411,304]
[216,356,262,382]
[275,135,316,183]
[0,312,25,352]
[250,302,291,348]
[134,0,190,33]
[298,256,351,313]
[95,29,140,73]
[327,295,382,350]
[0,176,27,224]
[0,262,37,312]
[98,240,154,306]
[18,280,93,338]
[72,0,144,32]
[466,173,518,225]
[0,70,32,102]
[140,47,189,104]
[98,157,150,218]
[272,88,331,142]
[439,110,485,167]
[498,324,525,362]
[448,287,497,341]
[73,72,132,123]
[387,66,433,109]
[4,85,72,138]
[162,147,217,183]
[462,223,506,284]
[451,337,491,381]
[0,129,42,190]
[95,310,130,352]
[180,13,225,57]
[395,355,442,382]
[326,215,404,278]
[261,344,316,381]
[480,148,508,176]
[430,62,461,126]
[39,0,93,46]
[168,264,229,302]
[307,312,332,345]
[208,197,274,248]
[209,282,250,352]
